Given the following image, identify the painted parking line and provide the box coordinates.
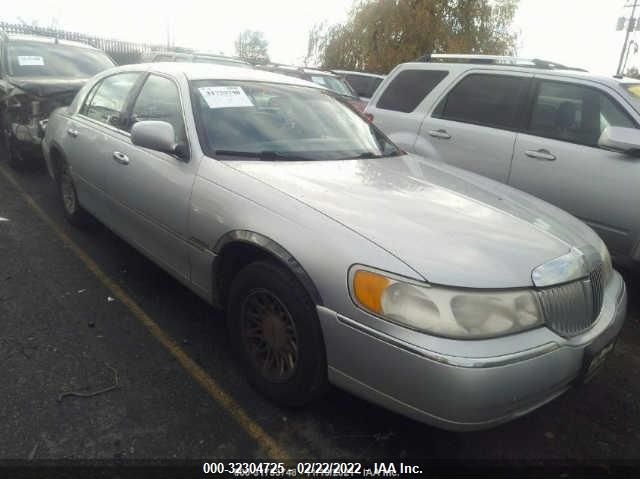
[0,164,290,461]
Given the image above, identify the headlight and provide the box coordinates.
[350,268,544,339]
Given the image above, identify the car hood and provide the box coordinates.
[224,154,603,288]
[6,77,88,97]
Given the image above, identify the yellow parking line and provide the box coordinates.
[0,164,290,461]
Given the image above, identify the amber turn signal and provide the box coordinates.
[353,270,390,314]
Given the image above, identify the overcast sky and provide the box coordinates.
[2,0,635,75]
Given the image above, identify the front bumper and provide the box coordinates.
[318,271,627,431]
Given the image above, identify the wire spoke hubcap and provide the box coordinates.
[241,289,298,383]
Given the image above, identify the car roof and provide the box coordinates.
[6,33,102,51]
[155,51,250,64]
[110,62,327,89]
[395,61,630,89]
[302,68,337,76]
[332,69,386,79]
[192,52,248,63]
[260,65,341,78]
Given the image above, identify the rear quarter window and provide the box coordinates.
[376,69,448,113]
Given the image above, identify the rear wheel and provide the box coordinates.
[58,161,89,226]
[227,260,327,407]
[6,137,26,170]
[4,133,40,171]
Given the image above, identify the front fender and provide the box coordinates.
[213,229,323,306]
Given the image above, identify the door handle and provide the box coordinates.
[66,128,79,138]
[525,149,556,161]
[428,129,451,139]
[112,151,130,165]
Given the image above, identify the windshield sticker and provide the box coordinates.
[198,86,254,109]
[17,55,45,66]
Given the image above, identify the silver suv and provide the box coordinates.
[366,55,640,267]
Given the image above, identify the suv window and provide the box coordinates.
[438,74,529,130]
[130,74,186,143]
[376,69,448,113]
[81,73,140,127]
[527,80,636,147]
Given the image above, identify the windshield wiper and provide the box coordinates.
[214,150,313,161]
[336,150,402,160]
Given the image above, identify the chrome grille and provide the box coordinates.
[537,264,605,337]
[590,264,604,319]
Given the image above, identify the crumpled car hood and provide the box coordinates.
[5,76,88,97]
[224,154,603,288]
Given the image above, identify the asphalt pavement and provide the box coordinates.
[1,153,640,462]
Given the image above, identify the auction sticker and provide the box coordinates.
[18,56,45,66]
[198,86,254,109]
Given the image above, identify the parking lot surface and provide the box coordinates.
[1,153,640,462]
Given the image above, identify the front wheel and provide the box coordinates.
[227,260,327,407]
[57,161,89,226]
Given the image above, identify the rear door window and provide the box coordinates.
[437,73,530,130]
[376,69,448,113]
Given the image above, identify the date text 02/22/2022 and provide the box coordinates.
[201,462,424,476]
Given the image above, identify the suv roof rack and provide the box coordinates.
[416,53,588,72]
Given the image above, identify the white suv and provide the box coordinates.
[366,55,640,266]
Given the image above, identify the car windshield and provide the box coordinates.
[308,75,357,98]
[191,80,402,161]
[7,41,114,78]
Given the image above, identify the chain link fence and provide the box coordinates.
[0,22,191,65]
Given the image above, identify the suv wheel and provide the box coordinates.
[58,161,89,226]
[227,260,327,407]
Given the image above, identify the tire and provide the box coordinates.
[227,260,327,407]
[7,138,26,171]
[57,161,89,226]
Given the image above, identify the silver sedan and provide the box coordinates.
[42,63,627,431]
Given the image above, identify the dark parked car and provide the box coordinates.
[0,31,114,169]
[331,70,385,102]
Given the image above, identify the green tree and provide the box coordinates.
[235,30,270,64]
[626,66,640,79]
[306,0,519,74]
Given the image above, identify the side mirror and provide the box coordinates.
[598,126,640,155]
[131,120,187,159]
